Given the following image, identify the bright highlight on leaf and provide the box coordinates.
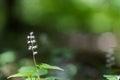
[104,75,120,80]
[8,72,34,79]
[38,63,64,71]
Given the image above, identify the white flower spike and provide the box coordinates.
[27,32,38,55]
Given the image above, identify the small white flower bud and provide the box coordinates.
[30,35,35,39]
[31,40,36,43]
[30,32,34,35]
[27,36,30,39]
[33,51,38,55]
[32,45,38,49]
[28,46,32,50]
[27,41,31,44]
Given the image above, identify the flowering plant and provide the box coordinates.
[8,32,64,80]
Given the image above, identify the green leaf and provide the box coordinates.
[38,69,48,75]
[19,66,48,75]
[18,66,36,73]
[38,63,64,71]
[104,75,119,80]
[8,66,36,78]
[8,70,48,79]
[8,72,34,78]
[8,66,48,79]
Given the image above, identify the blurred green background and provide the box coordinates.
[1,0,120,80]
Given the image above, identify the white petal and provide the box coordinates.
[27,36,30,39]
[30,32,34,35]
[32,45,38,49]
[28,46,32,50]
[30,36,35,39]
[33,52,38,55]
[31,40,36,43]
[27,41,31,44]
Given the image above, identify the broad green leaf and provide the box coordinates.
[8,72,34,78]
[104,75,120,80]
[8,66,48,79]
[18,66,36,73]
[38,63,64,71]
[8,66,36,78]
[8,69,48,79]
[38,69,48,75]
[19,66,48,76]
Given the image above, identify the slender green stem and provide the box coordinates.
[31,41,37,66]
[30,36,40,80]
[32,54,41,80]
[33,54,37,66]
[32,50,40,80]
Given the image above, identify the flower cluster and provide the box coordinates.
[106,49,115,68]
[27,32,38,55]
